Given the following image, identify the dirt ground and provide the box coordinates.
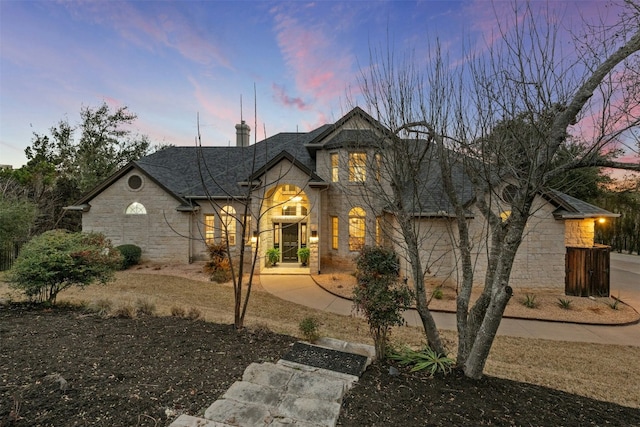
[2,304,639,427]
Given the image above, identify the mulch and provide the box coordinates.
[1,303,638,427]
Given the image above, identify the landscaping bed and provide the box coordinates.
[2,303,639,427]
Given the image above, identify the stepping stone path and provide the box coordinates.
[169,338,375,427]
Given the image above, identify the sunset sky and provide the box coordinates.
[0,1,632,168]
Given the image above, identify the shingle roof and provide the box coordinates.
[133,125,330,200]
[544,189,620,219]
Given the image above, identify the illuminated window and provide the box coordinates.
[349,207,366,251]
[221,205,236,246]
[500,210,511,222]
[331,216,339,250]
[331,153,339,182]
[349,152,366,182]
[376,216,382,246]
[204,214,215,244]
[244,215,252,243]
[125,202,146,215]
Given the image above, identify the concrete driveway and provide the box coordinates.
[261,253,639,347]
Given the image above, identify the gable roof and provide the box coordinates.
[73,106,617,221]
[544,190,620,219]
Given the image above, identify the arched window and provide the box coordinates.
[349,207,366,251]
[125,202,146,215]
[220,205,236,246]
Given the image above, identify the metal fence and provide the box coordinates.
[0,241,23,271]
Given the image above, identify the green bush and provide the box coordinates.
[116,244,142,269]
[9,230,122,304]
[299,317,320,343]
[353,246,413,360]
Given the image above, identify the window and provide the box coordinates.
[349,207,366,251]
[301,223,307,246]
[244,215,252,243]
[349,152,367,182]
[282,205,297,216]
[221,205,236,246]
[376,216,382,246]
[331,216,339,250]
[204,214,215,244]
[331,153,339,182]
[128,175,142,190]
[125,202,146,215]
[375,153,382,182]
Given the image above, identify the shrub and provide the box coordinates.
[432,287,444,300]
[8,230,122,304]
[170,306,186,317]
[353,246,413,360]
[87,298,112,317]
[521,294,538,309]
[135,298,156,316]
[116,244,142,269]
[299,317,320,343]
[556,298,572,310]
[204,243,232,283]
[186,307,202,320]
[111,302,136,318]
[391,345,454,376]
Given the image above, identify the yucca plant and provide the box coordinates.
[390,345,454,376]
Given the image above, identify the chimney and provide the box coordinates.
[235,120,251,147]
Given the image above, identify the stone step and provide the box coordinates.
[168,339,375,427]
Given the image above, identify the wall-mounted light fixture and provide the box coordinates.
[251,230,258,243]
[597,218,606,224]
[309,230,318,243]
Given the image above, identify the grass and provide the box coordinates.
[1,270,639,408]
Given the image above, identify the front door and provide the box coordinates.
[281,223,299,262]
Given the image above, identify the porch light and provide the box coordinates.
[597,218,606,224]
[251,230,258,243]
[310,230,318,243]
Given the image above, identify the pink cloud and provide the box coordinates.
[270,7,355,106]
[272,83,309,110]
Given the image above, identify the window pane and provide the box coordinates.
[331,216,339,250]
[205,215,215,244]
[348,207,365,251]
[126,202,146,215]
[331,153,339,182]
[221,205,236,246]
[349,152,366,182]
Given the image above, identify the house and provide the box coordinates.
[67,107,617,289]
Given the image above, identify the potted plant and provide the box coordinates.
[266,247,280,266]
[297,247,310,266]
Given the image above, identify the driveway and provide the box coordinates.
[261,253,640,346]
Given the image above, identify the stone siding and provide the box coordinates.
[82,170,190,263]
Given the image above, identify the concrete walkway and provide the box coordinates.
[260,268,640,348]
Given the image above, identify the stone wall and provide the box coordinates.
[82,169,190,263]
[565,219,595,247]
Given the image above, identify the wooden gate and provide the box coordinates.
[565,245,610,297]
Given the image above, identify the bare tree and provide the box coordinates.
[192,116,319,330]
[355,0,639,378]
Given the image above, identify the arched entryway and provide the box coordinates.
[264,184,310,264]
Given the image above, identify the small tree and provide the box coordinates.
[353,246,413,359]
[9,230,122,304]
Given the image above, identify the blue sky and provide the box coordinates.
[0,1,623,168]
